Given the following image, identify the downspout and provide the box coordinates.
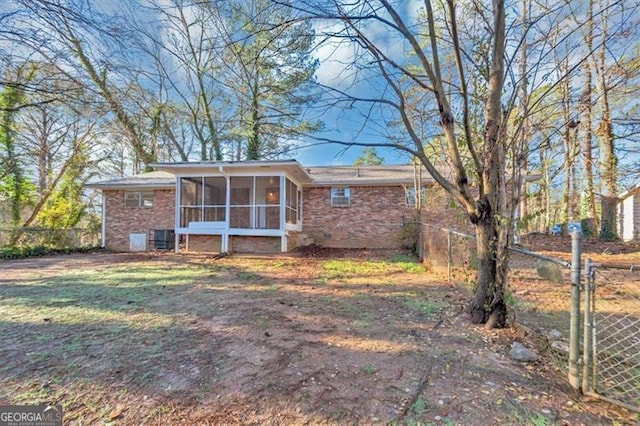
[101,191,106,248]
[174,179,181,253]
[280,175,286,252]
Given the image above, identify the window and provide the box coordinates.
[405,187,426,208]
[331,187,350,207]
[125,191,154,208]
[179,177,226,227]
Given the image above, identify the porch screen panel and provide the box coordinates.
[285,178,298,225]
[203,177,226,222]
[229,176,280,229]
[180,177,202,227]
[230,177,253,228]
[255,177,280,229]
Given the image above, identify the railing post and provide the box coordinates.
[569,230,582,390]
[582,258,593,393]
[447,230,452,282]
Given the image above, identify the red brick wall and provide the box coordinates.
[230,236,281,253]
[187,235,222,252]
[104,189,175,252]
[301,184,464,249]
[286,231,302,251]
[302,185,404,249]
[104,184,469,252]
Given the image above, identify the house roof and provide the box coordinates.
[303,165,434,186]
[150,159,314,184]
[86,160,539,190]
[86,171,175,190]
[618,184,640,200]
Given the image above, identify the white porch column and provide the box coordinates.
[175,176,181,253]
[223,174,231,252]
[280,176,286,252]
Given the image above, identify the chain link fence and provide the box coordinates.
[583,261,640,412]
[419,224,573,373]
[419,224,640,413]
[0,227,100,249]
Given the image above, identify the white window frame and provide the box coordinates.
[331,187,351,207]
[124,191,154,208]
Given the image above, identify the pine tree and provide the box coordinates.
[223,0,321,160]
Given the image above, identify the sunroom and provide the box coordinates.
[150,160,312,253]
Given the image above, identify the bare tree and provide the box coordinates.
[580,0,598,228]
[16,0,158,166]
[135,0,228,161]
[8,63,101,243]
[283,0,617,327]
[278,0,513,327]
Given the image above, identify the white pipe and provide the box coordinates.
[101,192,106,248]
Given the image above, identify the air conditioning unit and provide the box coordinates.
[152,229,175,250]
[331,196,350,206]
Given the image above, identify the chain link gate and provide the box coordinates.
[581,259,640,413]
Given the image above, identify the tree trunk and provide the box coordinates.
[468,0,508,329]
[595,8,617,239]
[468,199,508,328]
[246,82,261,160]
[597,85,616,197]
[517,0,529,231]
[560,57,573,227]
[538,144,550,233]
[600,196,618,241]
[581,0,597,228]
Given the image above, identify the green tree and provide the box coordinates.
[222,0,322,160]
[37,142,90,230]
[353,147,384,166]
[0,66,35,227]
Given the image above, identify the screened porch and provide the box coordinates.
[176,175,301,234]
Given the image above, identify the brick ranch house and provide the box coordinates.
[87,160,471,254]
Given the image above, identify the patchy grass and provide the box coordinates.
[0,252,635,425]
[318,258,424,282]
[404,297,446,319]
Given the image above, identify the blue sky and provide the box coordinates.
[295,142,411,166]
[285,1,424,167]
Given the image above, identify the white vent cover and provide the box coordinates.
[129,233,147,251]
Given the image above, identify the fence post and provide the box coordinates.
[582,258,593,394]
[447,230,452,282]
[568,231,582,390]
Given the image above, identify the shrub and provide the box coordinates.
[0,245,99,260]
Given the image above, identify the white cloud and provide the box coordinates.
[312,6,416,91]
[312,20,362,88]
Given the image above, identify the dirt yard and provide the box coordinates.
[0,248,637,425]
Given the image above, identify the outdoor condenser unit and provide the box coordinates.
[152,229,175,250]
